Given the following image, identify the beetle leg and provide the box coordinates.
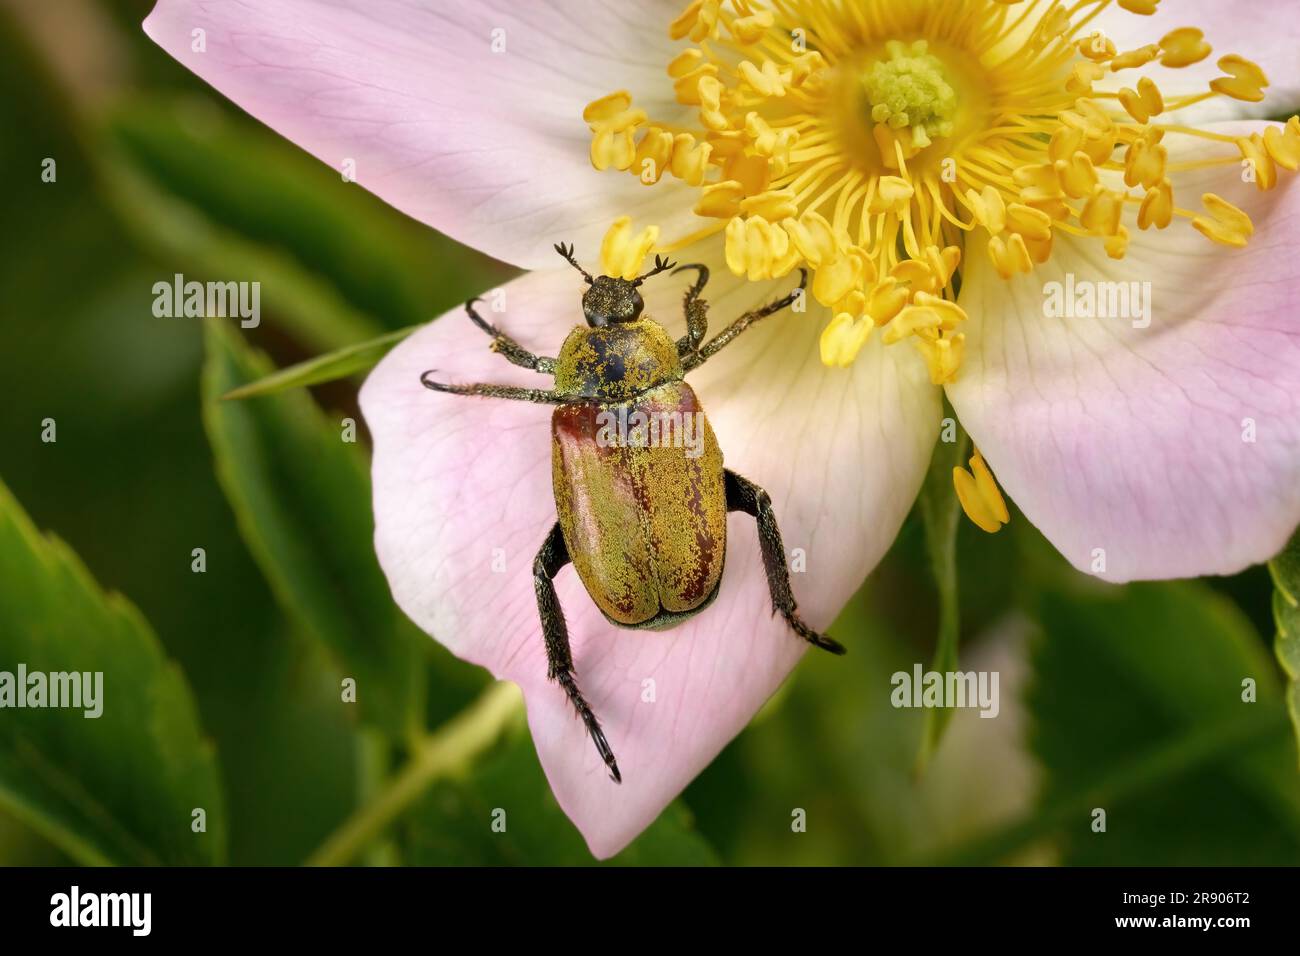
[464,298,557,375]
[533,523,623,783]
[671,264,710,358]
[420,371,576,405]
[682,269,808,372]
[724,469,847,656]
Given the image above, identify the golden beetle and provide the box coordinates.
[422,244,844,783]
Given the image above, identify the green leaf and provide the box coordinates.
[100,97,505,351]
[101,155,382,353]
[202,321,421,737]
[0,478,225,865]
[222,326,417,400]
[1026,580,1300,865]
[403,729,720,866]
[914,414,968,770]
[1270,527,1300,766]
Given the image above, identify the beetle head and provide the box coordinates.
[581,275,643,326]
[553,243,677,327]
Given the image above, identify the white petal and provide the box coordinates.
[144,0,698,269]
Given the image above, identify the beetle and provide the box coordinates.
[421,242,845,783]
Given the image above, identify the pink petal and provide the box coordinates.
[143,0,698,270]
[360,246,941,856]
[949,122,1300,583]
[1094,0,1300,122]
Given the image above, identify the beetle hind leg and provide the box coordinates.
[533,523,622,783]
[725,469,847,656]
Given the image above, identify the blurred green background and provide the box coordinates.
[1,0,1297,866]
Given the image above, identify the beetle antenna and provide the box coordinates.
[631,254,677,286]
[553,242,594,284]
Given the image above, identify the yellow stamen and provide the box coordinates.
[601,217,660,279]
[1159,28,1212,68]
[1118,0,1159,15]
[989,233,1033,279]
[916,333,966,385]
[1080,32,1117,63]
[1192,193,1254,247]
[820,313,874,367]
[1118,77,1164,123]
[1211,55,1269,102]
[954,449,1009,534]
[1138,179,1174,230]
[1238,134,1277,191]
[1264,117,1300,171]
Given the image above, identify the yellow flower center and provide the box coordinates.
[584,0,1300,384]
[861,40,959,148]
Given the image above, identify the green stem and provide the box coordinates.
[1269,534,1300,768]
[354,730,396,867]
[915,423,969,773]
[306,681,523,867]
[916,706,1289,866]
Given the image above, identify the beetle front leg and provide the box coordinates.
[671,264,710,358]
[533,523,623,783]
[464,298,556,375]
[724,469,846,655]
[420,371,573,405]
[683,269,808,372]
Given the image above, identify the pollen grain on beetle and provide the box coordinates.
[583,0,1300,383]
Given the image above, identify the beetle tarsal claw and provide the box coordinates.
[670,262,710,295]
[817,634,848,656]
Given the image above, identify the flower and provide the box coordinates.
[144,0,1300,857]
